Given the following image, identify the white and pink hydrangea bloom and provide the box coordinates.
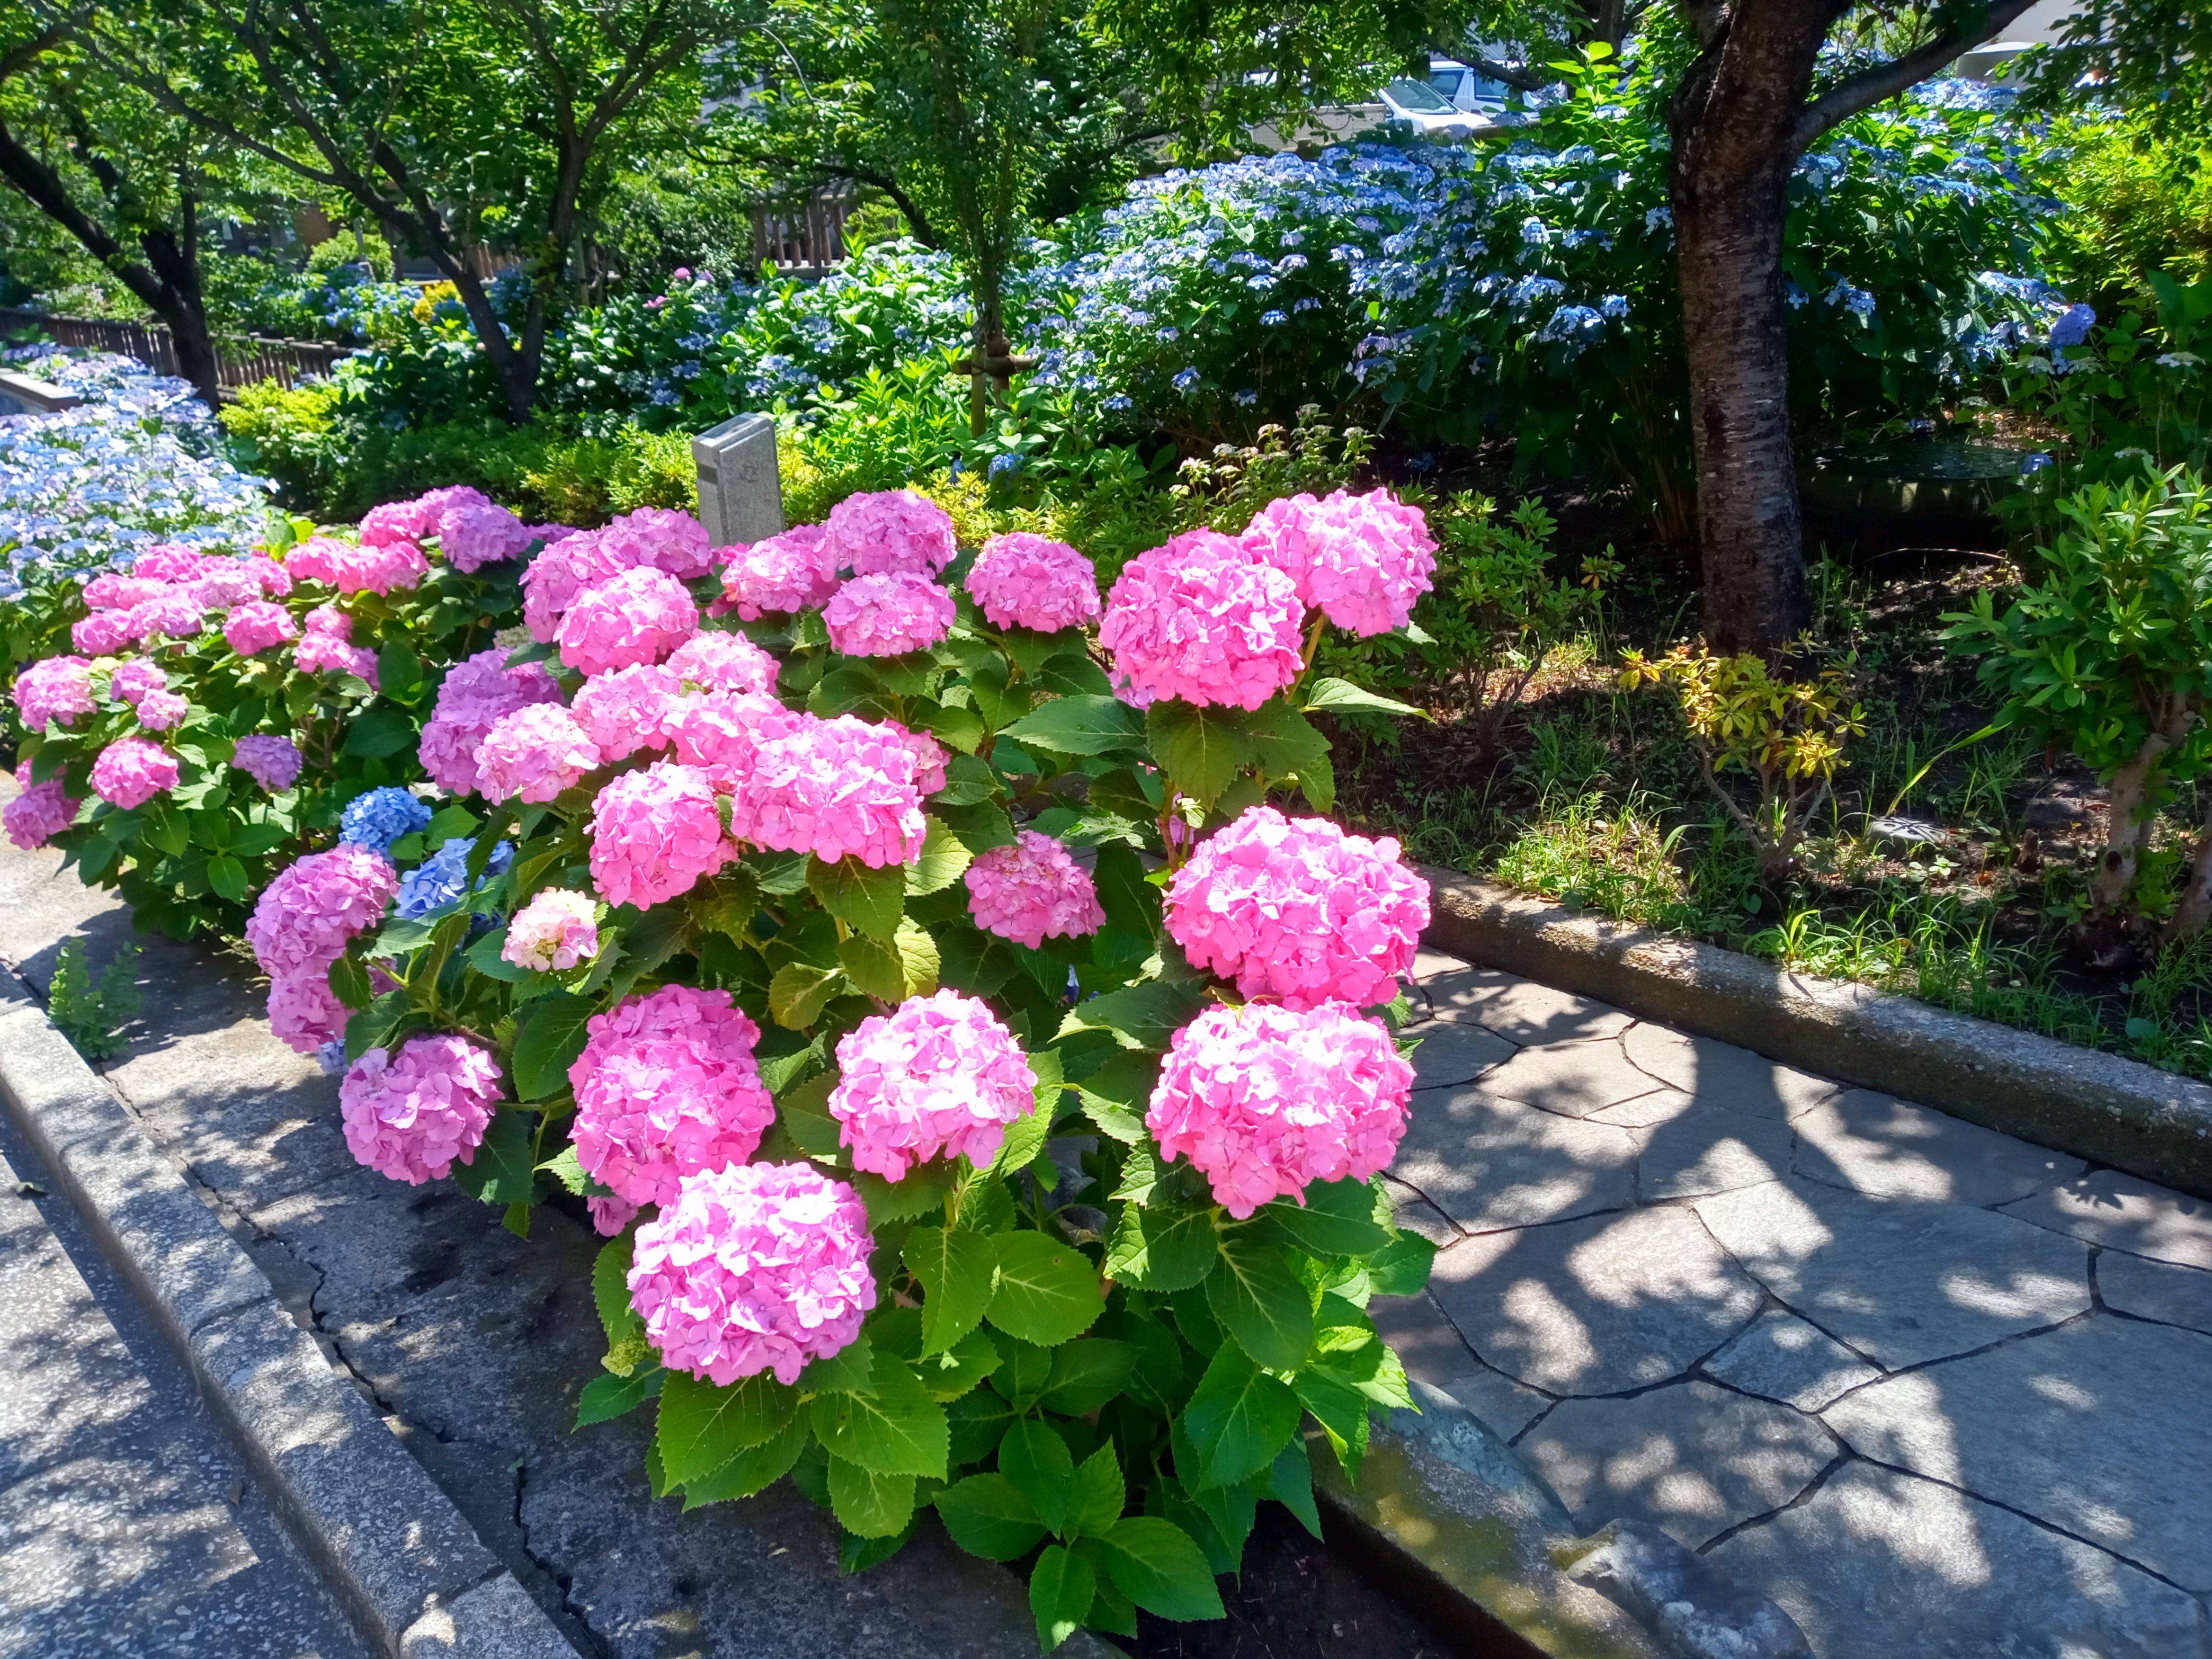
[964,831,1106,949]
[556,566,699,675]
[223,600,296,657]
[502,888,600,972]
[133,689,189,732]
[665,629,778,695]
[966,532,1102,633]
[14,656,96,731]
[571,663,684,762]
[1098,528,1305,710]
[664,689,798,792]
[829,990,1039,1180]
[340,1034,504,1185]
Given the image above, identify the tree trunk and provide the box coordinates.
[1668,0,1831,660]
[139,206,223,412]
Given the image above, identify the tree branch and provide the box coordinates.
[1790,0,2038,151]
[1421,38,1546,93]
[0,22,70,82]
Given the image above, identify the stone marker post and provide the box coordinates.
[692,412,784,547]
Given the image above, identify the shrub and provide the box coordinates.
[47,936,141,1061]
[2038,112,2212,308]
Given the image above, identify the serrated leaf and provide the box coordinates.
[1100,1516,1225,1621]
[1030,1543,1097,1652]
[905,816,973,894]
[851,1160,954,1225]
[768,963,845,1030]
[1064,1443,1125,1541]
[1039,1338,1138,1416]
[539,1143,589,1196]
[773,1069,842,1155]
[801,1329,876,1395]
[1261,1176,1392,1257]
[656,1371,800,1486]
[1146,701,1256,808]
[829,1458,918,1538]
[326,950,372,1011]
[464,927,529,982]
[809,1357,948,1478]
[1206,1231,1315,1372]
[1104,1202,1220,1293]
[1365,1231,1438,1297]
[575,1364,662,1429]
[933,1473,1046,1561]
[905,1226,999,1356]
[808,853,907,939]
[1247,699,1336,810]
[1001,694,1148,756]
[1302,677,1429,719]
[450,1112,536,1205]
[593,1233,642,1347]
[512,992,594,1101]
[1267,1436,1323,1538]
[987,1232,1103,1346]
[913,1325,1001,1401]
[681,1415,809,1509]
[982,1104,1051,1182]
[1294,1366,1372,1481]
[1058,980,1205,1050]
[1182,1344,1301,1491]
[999,1418,1074,1534]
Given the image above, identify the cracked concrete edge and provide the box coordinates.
[1422,866,2212,1201]
[0,961,583,1659]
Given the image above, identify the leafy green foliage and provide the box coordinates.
[45,937,141,1061]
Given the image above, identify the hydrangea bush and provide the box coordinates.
[261,485,1443,1647]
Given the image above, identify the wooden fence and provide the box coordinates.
[750,188,858,277]
[0,307,355,392]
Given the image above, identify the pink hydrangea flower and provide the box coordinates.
[666,629,778,695]
[188,562,264,611]
[133,689,188,731]
[83,574,171,612]
[1099,529,1305,711]
[587,1195,640,1237]
[108,660,166,705]
[435,499,532,572]
[571,662,682,762]
[245,845,399,980]
[714,525,841,619]
[1240,489,1438,636]
[232,733,303,792]
[596,506,714,580]
[964,831,1106,949]
[340,1034,503,1185]
[627,1161,875,1385]
[223,600,297,656]
[586,760,729,909]
[417,648,563,794]
[829,991,1038,1179]
[302,602,351,638]
[360,489,480,548]
[133,544,212,583]
[5,763,80,849]
[881,720,947,795]
[823,489,957,577]
[1164,806,1429,1011]
[89,737,178,809]
[267,971,348,1054]
[570,985,777,1206]
[502,888,600,972]
[726,714,924,868]
[1147,1001,1413,1216]
[665,689,799,792]
[473,704,601,804]
[822,570,955,656]
[294,630,378,684]
[289,533,427,597]
[966,533,1102,633]
[521,531,627,642]
[124,591,206,642]
[248,555,293,598]
[71,612,134,654]
[15,656,95,731]
[557,566,698,675]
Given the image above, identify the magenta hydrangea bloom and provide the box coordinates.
[520,530,628,642]
[360,488,481,548]
[1240,488,1438,637]
[1099,529,1305,711]
[557,566,699,675]
[248,555,293,598]
[188,562,263,611]
[71,612,133,654]
[89,737,178,809]
[666,629,778,695]
[301,602,351,637]
[502,888,600,972]
[570,984,777,1206]
[435,499,532,573]
[132,544,211,584]
[822,570,955,657]
[714,524,841,619]
[232,733,304,792]
[83,574,171,612]
[123,591,207,643]
[571,662,682,762]
[596,506,714,580]
[473,704,601,804]
[223,600,296,656]
[627,1161,876,1386]
[134,689,188,731]
[587,1195,641,1237]
[245,845,399,980]
[829,990,1038,1180]
[823,489,957,577]
[966,533,1102,633]
[293,609,380,684]
[665,689,799,792]
[964,830,1106,949]
[1147,1001,1413,1217]
[108,660,166,706]
[726,714,925,869]
[1164,805,1429,1011]
[417,648,563,794]
[881,719,947,795]
[586,760,729,909]
[5,763,80,850]
[287,534,426,596]
[340,1034,503,1185]
[267,971,348,1054]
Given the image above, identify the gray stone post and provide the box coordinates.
[692,412,785,548]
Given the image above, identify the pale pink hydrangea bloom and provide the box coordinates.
[1099,529,1304,711]
[472,704,602,804]
[187,563,263,611]
[89,737,178,809]
[557,566,698,675]
[1240,488,1438,636]
[5,763,80,849]
[123,591,206,642]
[107,660,166,706]
[293,628,378,685]
[571,662,682,762]
[133,545,212,583]
[281,535,357,588]
[627,1161,875,1385]
[133,689,188,731]
[665,689,798,792]
[360,488,483,548]
[232,734,303,792]
[436,499,533,572]
[587,1195,640,1237]
[267,971,348,1054]
[570,985,777,1206]
[586,760,729,909]
[964,830,1106,949]
[1147,1001,1413,1217]
[302,603,351,637]
[966,533,1102,633]
[223,600,296,656]
[244,845,399,981]
[83,574,171,612]
[71,612,134,654]
[714,525,841,619]
[521,531,628,642]
[666,629,778,695]
[248,555,293,598]
[14,656,95,731]
[416,648,562,794]
[726,714,925,869]
[341,538,428,597]
[1166,806,1430,1010]
[502,888,600,972]
[340,1034,503,1185]
[595,506,714,580]
[823,489,957,577]
[822,570,955,657]
[830,991,1038,1179]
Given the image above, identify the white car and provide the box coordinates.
[1423,58,1520,118]
[1378,58,1521,138]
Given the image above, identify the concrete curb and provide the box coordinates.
[1422,867,2212,1201]
[0,963,581,1659]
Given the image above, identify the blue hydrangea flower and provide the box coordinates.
[2047,304,2096,349]
[1233,388,1258,406]
[1824,280,1877,321]
[1260,309,1287,327]
[394,837,515,920]
[988,452,1023,478]
[339,788,433,853]
[315,1038,349,1076]
[1172,367,1201,393]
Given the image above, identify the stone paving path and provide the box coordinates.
[1381,948,2212,1658]
[0,1086,366,1659]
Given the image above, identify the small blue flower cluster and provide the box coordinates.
[395,837,515,920]
[339,787,433,854]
